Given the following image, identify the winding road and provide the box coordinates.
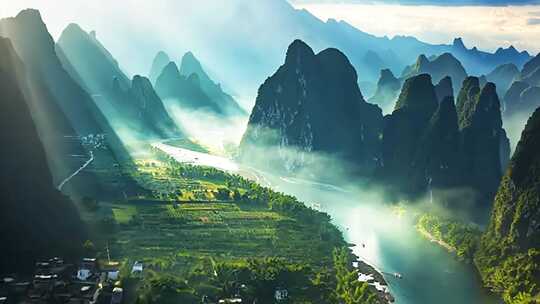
[57,151,94,191]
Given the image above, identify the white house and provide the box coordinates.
[107,270,119,281]
[275,288,288,301]
[218,298,242,303]
[77,269,92,281]
[131,261,143,274]
[111,287,123,304]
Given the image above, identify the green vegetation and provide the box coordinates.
[476,247,539,304]
[474,108,540,304]
[78,147,388,303]
[474,174,540,303]
[134,248,378,304]
[334,248,378,304]
[416,214,481,261]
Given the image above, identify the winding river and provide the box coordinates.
[153,143,501,304]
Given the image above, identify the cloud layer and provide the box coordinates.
[291,0,540,6]
[293,3,540,55]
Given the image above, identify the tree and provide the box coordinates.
[333,248,377,304]
[83,240,96,256]
[137,272,198,304]
[215,188,231,201]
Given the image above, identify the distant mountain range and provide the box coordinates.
[59,0,532,105]
[402,53,467,96]
[241,39,510,214]
[153,51,246,117]
[57,23,182,140]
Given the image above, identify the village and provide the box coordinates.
[0,256,125,304]
[0,256,300,304]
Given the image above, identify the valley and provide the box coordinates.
[73,143,390,303]
[152,141,502,304]
[1,2,539,303]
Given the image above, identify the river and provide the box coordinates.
[154,143,501,304]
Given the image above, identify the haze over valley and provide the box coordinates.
[0,1,539,304]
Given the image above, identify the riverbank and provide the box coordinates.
[417,226,456,253]
[150,142,391,303]
[356,259,394,303]
[415,213,480,262]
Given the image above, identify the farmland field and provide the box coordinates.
[73,145,386,303]
[81,151,345,277]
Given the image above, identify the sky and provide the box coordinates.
[1,0,539,56]
[291,2,540,54]
[291,0,540,4]
[0,0,539,75]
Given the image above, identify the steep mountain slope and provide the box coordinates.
[512,54,540,111]
[475,106,540,303]
[111,75,182,137]
[374,73,509,212]
[505,86,540,119]
[239,41,511,212]
[402,53,467,95]
[368,69,401,113]
[523,68,540,88]
[149,51,170,84]
[57,23,130,95]
[179,51,246,116]
[240,39,383,175]
[412,96,465,207]
[0,37,84,272]
[485,63,519,97]
[0,9,115,196]
[155,61,222,113]
[0,10,105,135]
[520,53,540,86]
[434,76,454,103]
[504,81,531,115]
[456,77,510,209]
[378,74,440,196]
[57,23,181,140]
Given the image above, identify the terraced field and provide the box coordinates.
[81,155,342,279]
[92,199,335,276]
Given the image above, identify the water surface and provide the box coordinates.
[156,143,501,304]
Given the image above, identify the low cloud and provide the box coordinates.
[291,0,540,6]
[293,3,540,54]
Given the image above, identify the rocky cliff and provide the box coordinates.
[0,37,85,272]
[475,106,540,303]
[149,51,170,84]
[58,23,180,139]
[240,39,383,175]
[368,68,401,113]
[403,53,467,96]
[457,77,510,209]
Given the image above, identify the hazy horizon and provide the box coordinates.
[1,0,539,77]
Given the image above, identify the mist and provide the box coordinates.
[504,111,533,150]
[163,99,249,155]
[222,142,496,303]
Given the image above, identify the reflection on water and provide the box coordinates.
[273,181,501,304]
[157,143,501,304]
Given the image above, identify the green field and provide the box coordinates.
[75,146,388,304]
[97,199,335,272]
[77,148,384,303]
